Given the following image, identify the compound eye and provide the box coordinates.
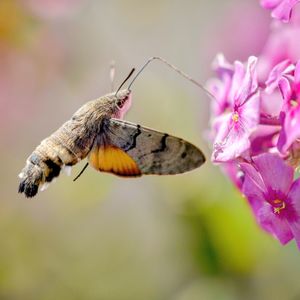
[116,96,128,109]
[116,99,123,108]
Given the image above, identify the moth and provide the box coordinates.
[18,57,206,198]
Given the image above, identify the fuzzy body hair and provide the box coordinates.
[18,90,130,197]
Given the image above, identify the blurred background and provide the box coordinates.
[2,0,300,299]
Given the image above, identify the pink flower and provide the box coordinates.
[260,0,300,22]
[207,0,300,250]
[265,59,295,93]
[259,25,300,79]
[249,125,279,156]
[278,61,300,152]
[259,60,294,121]
[208,54,234,118]
[211,56,260,162]
[241,153,300,248]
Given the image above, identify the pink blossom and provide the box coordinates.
[211,56,260,162]
[241,153,300,248]
[258,25,300,83]
[208,54,234,118]
[278,61,300,152]
[265,59,295,93]
[249,125,279,156]
[207,1,300,250]
[259,60,294,121]
[260,0,300,22]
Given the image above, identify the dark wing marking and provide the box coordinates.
[96,118,205,175]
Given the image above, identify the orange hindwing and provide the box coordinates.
[88,145,142,177]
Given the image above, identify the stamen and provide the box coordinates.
[273,199,286,214]
[232,112,239,123]
[290,100,298,108]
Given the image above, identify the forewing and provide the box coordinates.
[88,118,205,176]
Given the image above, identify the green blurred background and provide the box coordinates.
[2,0,300,299]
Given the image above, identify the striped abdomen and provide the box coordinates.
[18,117,97,198]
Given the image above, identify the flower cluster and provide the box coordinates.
[208,2,300,249]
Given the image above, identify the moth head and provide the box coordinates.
[112,89,132,119]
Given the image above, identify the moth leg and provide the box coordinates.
[73,162,89,181]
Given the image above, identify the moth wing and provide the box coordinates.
[88,144,142,177]
[88,118,205,176]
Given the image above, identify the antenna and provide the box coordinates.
[115,68,135,95]
[127,56,215,100]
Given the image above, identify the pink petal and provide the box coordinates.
[258,202,294,244]
[241,163,267,212]
[278,105,300,152]
[252,153,294,195]
[236,57,258,106]
[287,180,300,248]
[294,60,300,85]
[261,0,282,9]
[210,112,231,139]
[208,75,232,117]
[229,61,245,106]
[260,90,284,118]
[212,53,234,78]
[212,118,250,162]
[239,92,260,131]
[212,91,260,162]
[265,59,294,94]
[271,0,299,22]
[250,125,280,156]
[278,77,292,102]
[287,177,300,215]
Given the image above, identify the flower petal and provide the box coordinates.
[239,92,260,131]
[294,60,300,85]
[258,202,294,244]
[236,56,258,105]
[212,88,260,163]
[241,162,267,213]
[229,61,245,106]
[261,0,300,22]
[260,0,282,9]
[265,59,294,94]
[250,125,279,156]
[278,76,292,102]
[212,53,234,78]
[286,178,300,249]
[278,105,300,152]
[212,118,250,162]
[271,0,299,22]
[287,177,300,216]
[252,153,294,195]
